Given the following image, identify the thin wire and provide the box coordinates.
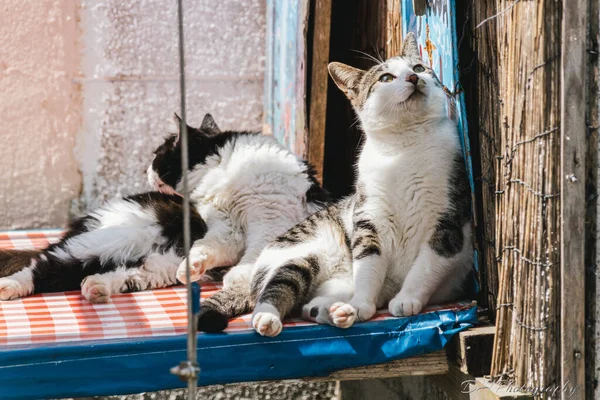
[176,0,199,398]
[475,0,522,30]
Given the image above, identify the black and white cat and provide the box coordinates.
[0,114,328,322]
[249,33,473,336]
[0,191,208,303]
[153,115,328,332]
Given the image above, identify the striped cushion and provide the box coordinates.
[0,229,473,347]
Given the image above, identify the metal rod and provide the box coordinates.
[170,0,199,398]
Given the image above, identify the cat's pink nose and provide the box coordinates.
[406,74,419,85]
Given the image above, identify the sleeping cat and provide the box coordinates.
[0,116,220,302]
[249,33,473,336]
[0,191,208,302]
[0,114,328,309]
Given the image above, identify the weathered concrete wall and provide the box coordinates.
[0,0,267,228]
[76,0,266,211]
[0,0,83,229]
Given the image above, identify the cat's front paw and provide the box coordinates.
[0,277,29,301]
[252,304,283,337]
[353,301,377,321]
[388,294,423,317]
[329,302,357,328]
[81,276,112,303]
[176,252,210,284]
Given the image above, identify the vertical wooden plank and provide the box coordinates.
[385,0,402,57]
[560,0,587,398]
[307,0,332,182]
[585,1,599,398]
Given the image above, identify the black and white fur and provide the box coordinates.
[0,114,328,313]
[148,114,328,332]
[250,33,473,337]
[0,192,207,302]
[0,116,224,302]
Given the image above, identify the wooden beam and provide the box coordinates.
[560,0,587,398]
[306,350,448,381]
[446,326,495,377]
[307,0,332,182]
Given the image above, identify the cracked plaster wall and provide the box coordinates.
[0,0,267,229]
[76,0,266,211]
[0,0,82,229]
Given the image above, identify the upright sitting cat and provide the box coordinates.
[250,33,473,336]
[0,114,328,309]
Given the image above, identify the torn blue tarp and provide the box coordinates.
[0,303,476,399]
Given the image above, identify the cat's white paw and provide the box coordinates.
[350,300,376,321]
[81,277,112,303]
[176,253,208,284]
[329,302,357,329]
[0,278,27,301]
[388,294,423,317]
[252,304,283,337]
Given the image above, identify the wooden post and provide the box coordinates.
[385,0,402,57]
[560,0,587,398]
[307,0,332,182]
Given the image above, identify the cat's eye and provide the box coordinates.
[413,64,425,73]
[379,73,396,83]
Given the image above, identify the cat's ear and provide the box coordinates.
[328,62,365,100]
[200,113,221,135]
[172,113,183,141]
[401,32,421,61]
[172,112,197,141]
[173,112,182,126]
[173,112,181,142]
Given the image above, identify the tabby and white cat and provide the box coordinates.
[250,33,473,336]
[0,114,328,312]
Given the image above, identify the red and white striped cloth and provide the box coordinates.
[0,230,472,347]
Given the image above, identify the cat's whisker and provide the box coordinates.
[372,44,385,64]
[350,49,382,66]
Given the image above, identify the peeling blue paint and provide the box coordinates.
[263,0,309,157]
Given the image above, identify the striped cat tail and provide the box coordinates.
[197,283,253,333]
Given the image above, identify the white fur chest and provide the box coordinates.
[357,127,458,267]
